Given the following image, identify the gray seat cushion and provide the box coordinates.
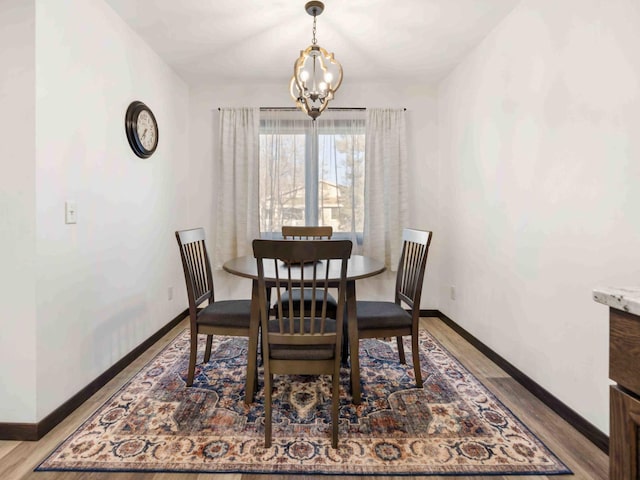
[197,299,252,328]
[356,301,412,330]
[268,317,337,360]
[279,288,338,316]
[269,344,335,360]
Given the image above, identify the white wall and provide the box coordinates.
[437,0,640,433]
[188,81,440,307]
[25,0,189,421]
[0,0,37,423]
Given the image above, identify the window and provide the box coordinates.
[259,110,365,237]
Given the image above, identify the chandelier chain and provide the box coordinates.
[312,14,317,45]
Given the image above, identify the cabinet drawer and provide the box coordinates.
[610,386,640,480]
[610,308,640,394]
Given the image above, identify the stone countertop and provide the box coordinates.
[593,287,640,316]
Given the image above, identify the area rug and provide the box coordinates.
[37,328,571,476]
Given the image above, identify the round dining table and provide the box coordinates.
[223,254,385,404]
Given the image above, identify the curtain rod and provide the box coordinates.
[216,107,406,111]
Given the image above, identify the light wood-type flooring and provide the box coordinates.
[0,316,608,479]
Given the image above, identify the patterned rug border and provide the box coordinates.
[423,332,573,476]
[36,328,573,476]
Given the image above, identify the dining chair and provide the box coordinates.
[349,228,432,403]
[175,228,256,394]
[253,238,352,448]
[281,225,333,240]
[280,226,338,318]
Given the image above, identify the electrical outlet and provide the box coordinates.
[450,285,456,300]
[65,201,77,224]
[168,286,174,301]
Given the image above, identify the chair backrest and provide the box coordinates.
[282,225,333,240]
[253,239,352,350]
[395,228,433,310]
[175,228,214,316]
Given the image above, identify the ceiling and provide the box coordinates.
[104,0,521,86]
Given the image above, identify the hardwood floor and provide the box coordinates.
[0,317,608,479]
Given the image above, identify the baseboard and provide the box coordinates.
[421,309,609,454]
[0,309,188,441]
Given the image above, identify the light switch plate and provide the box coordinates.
[65,201,77,224]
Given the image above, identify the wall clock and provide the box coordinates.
[125,101,159,158]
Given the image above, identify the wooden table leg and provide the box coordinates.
[347,280,361,404]
[245,278,260,404]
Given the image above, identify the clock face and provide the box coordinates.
[125,101,159,158]
[136,110,157,151]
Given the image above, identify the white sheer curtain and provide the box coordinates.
[213,107,260,268]
[213,107,405,268]
[363,108,408,269]
[259,109,365,248]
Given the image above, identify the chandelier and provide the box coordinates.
[289,1,343,120]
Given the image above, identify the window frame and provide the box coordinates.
[258,111,365,240]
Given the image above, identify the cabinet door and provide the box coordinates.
[610,308,640,393]
[610,385,640,480]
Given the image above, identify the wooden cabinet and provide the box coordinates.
[610,386,640,479]
[609,308,640,480]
